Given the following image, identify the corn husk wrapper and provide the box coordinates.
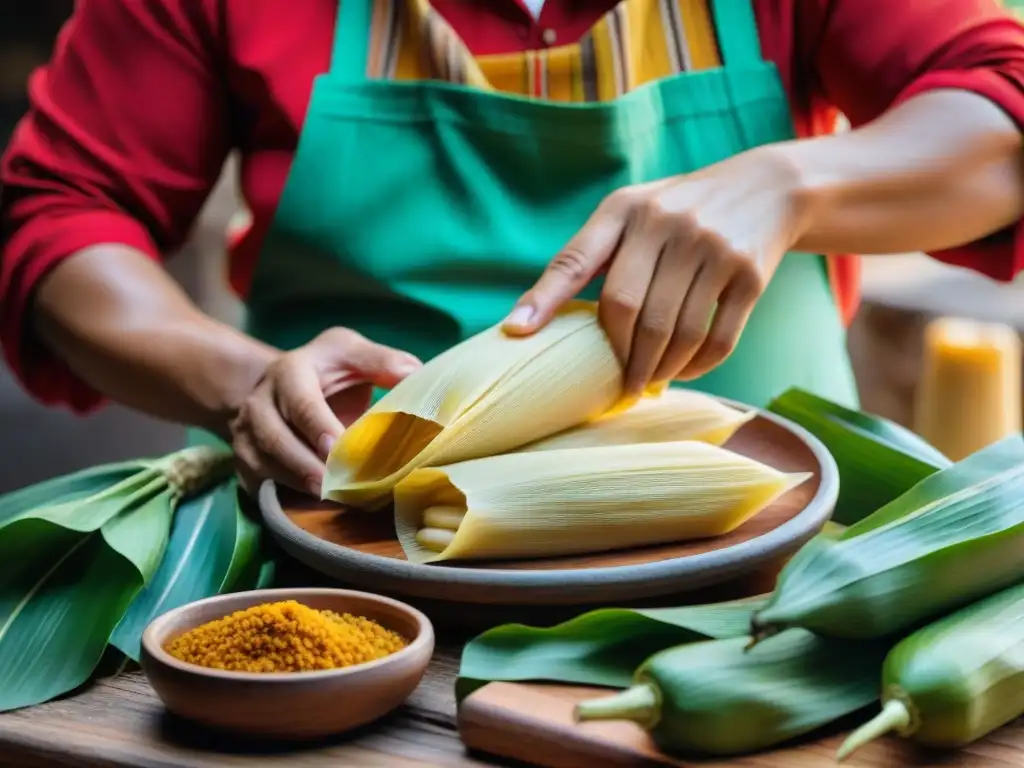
[521,388,754,452]
[395,440,810,563]
[323,301,647,509]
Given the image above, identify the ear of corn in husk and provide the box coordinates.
[574,629,891,756]
[395,441,809,563]
[0,447,253,711]
[321,301,650,510]
[749,434,1024,644]
[519,388,754,452]
[837,579,1024,761]
[767,388,949,525]
[456,594,768,701]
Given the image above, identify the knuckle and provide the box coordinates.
[317,326,360,349]
[549,248,591,282]
[703,332,737,361]
[605,186,641,212]
[732,260,766,297]
[601,287,644,318]
[290,397,323,434]
[637,310,673,339]
[637,196,672,223]
[674,321,707,348]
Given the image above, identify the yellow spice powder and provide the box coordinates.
[165,600,407,673]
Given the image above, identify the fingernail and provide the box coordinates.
[396,359,421,377]
[307,475,324,497]
[505,304,535,328]
[318,433,336,458]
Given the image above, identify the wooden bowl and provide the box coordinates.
[139,588,434,740]
[261,399,839,606]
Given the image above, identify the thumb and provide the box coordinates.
[315,329,423,389]
[503,210,624,337]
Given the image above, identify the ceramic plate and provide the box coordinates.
[260,399,837,605]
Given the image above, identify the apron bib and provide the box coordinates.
[210,0,858,450]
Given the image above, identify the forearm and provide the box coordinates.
[776,90,1024,256]
[32,245,277,437]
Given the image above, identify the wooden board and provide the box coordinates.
[458,680,1024,768]
[260,403,839,605]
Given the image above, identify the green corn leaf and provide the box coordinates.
[767,388,951,525]
[456,595,766,703]
[220,485,264,593]
[0,487,175,712]
[0,461,147,526]
[753,435,1024,641]
[109,479,256,661]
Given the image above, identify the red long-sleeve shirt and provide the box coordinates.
[3,0,1024,413]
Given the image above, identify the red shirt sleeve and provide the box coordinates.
[794,0,1024,282]
[0,0,231,412]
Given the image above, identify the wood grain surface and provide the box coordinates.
[459,681,1024,768]
[3,642,1022,768]
[281,413,823,572]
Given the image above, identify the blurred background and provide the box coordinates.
[1,2,1022,492]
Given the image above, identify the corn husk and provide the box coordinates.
[574,629,892,756]
[395,441,810,563]
[0,447,260,711]
[767,388,950,525]
[750,434,1024,643]
[520,387,754,452]
[322,301,644,509]
[837,579,1024,760]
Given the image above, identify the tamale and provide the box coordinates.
[520,388,754,452]
[322,301,643,509]
[394,441,809,563]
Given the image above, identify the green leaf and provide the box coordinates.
[767,388,951,525]
[578,630,892,757]
[0,487,175,712]
[109,479,258,661]
[753,435,1024,640]
[220,483,264,593]
[456,595,766,703]
[0,461,148,527]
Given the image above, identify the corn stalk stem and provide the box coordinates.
[156,447,234,499]
[836,698,912,762]
[574,684,660,730]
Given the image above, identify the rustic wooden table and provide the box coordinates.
[0,645,490,768]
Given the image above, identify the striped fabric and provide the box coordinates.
[367,0,723,101]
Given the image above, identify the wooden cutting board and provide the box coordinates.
[458,681,1024,767]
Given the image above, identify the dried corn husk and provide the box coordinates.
[322,301,645,509]
[395,441,809,563]
[520,388,753,452]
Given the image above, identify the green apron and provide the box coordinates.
[211,0,857,448]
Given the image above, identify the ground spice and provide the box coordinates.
[165,600,408,673]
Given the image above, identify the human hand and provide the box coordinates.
[229,328,421,497]
[504,148,810,397]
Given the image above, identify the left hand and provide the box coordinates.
[504,147,810,398]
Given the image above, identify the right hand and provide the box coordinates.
[229,328,421,498]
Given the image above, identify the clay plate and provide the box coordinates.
[260,399,838,605]
[140,588,434,740]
